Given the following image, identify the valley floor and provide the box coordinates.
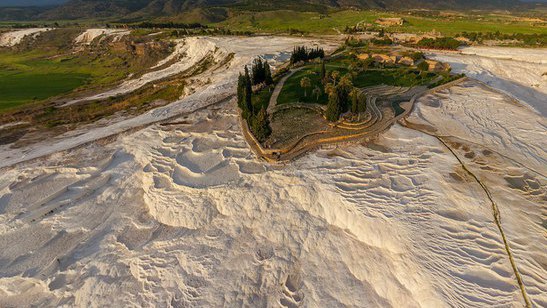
[0,40,545,307]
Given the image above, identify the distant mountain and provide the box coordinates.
[2,0,525,21]
[0,0,67,6]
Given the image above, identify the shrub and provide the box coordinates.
[371,38,393,46]
[417,61,429,71]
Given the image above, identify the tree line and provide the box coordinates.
[131,22,207,29]
[237,58,274,142]
[416,37,462,50]
[314,64,365,122]
[458,31,546,47]
[290,46,325,64]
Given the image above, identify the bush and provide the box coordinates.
[417,61,429,71]
[371,38,393,46]
[401,51,424,61]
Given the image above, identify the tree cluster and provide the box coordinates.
[132,22,207,29]
[400,51,424,61]
[458,31,546,47]
[250,58,273,86]
[290,46,325,64]
[371,37,393,46]
[170,28,253,37]
[416,37,462,50]
[237,66,271,142]
[324,72,365,122]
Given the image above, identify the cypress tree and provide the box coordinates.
[337,75,353,111]
[325,89,341,122]
[320,61,326,81]
[251,108,272,142]
[251,57,264,85]
[358,93,367,113]
[244,66,253,117]
[350,89,359,114]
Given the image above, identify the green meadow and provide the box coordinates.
[0,42,147,111]
[0,26,172,112]
[0,72,89,110]
[215,9,547,36]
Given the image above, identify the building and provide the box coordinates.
[425,60,451,72]
[357,53,370,60]
[375,18,405,26]
[398,56,415,66]
[371,54,395,64]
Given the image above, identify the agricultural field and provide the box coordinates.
[214,9,547,36]
[0,28,171,112]
[0,70,89,111]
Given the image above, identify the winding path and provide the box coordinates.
[267,67,305,114]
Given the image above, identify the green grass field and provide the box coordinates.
[0,72,89,110]
[252,86,274,111]
[215,9,547,35]
[277,51,443,106]
[278,62,351,105]
[0,30,166,111]
[278,65,326,105]
[0,49,143,111]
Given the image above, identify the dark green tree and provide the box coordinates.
[290,46,325,64]
[336,74,353,111]
[350,89,360,114]
[320,61,326,81]
[244,66,253,118]
[417,61,429,71]
[251,108,271,142]
[251,57,265,85]
[325,89,341,122]
[358,93,367,113]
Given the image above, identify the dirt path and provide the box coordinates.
[403,122,532,307]
[267,67,305,114]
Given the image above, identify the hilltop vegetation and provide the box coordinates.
[214,9,546,36]
[7,0,522,21]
